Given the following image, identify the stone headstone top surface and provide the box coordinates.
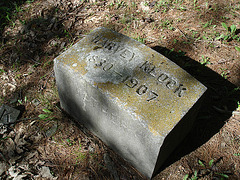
[55,27,207,136]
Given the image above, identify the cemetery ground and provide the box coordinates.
[0,0,240,179]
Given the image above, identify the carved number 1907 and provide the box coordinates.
[125,77,158,102]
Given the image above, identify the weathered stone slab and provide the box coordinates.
[0,104,20,125]
[54,27,207,179]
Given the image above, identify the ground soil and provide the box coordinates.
[0,0,240,179]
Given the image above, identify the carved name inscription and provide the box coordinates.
[139,61,187,97]
[90,35,187,100]
[92,35,135,60]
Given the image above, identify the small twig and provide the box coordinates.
[213,106,232,114]
[231,9,240,16]
[176,26,197,48]
[63,26,74,41]
[45,162,82,167]
[16,117,38,123]
[140,23,147,31]
[176,26,189,40]
[39,70,54,91]
[89,165,99,179]
[24,54,41,65]
[61,3,85,20]
[194,39,237,48]
[42,70,54,89]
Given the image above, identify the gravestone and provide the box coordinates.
[54,27,207,179]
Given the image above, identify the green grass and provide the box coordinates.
[215,23,239,42]
[220,68,229,79]
[135,36,146,44]
[184,159,229,180]
[200,56,211,65]
[0,0,29,31]
[160,19,173,29]
[235,47,240,52]
[38,108,55,121]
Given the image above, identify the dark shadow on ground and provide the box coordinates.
[1,5,72,68]
[152,46,240,174]
[0,0,28,36]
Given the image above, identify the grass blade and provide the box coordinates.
[43,108,52,113]
[38,114,49,119]
[230,24,236,34]
[221,22,228,31]
[198,160,205,167]
[235,47,240,52]
[209,159,214,167]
